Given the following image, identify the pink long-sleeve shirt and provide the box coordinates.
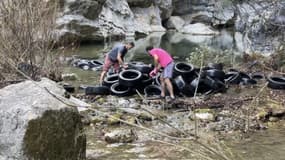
[149,48,173,68]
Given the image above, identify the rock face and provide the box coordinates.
[56,0,285,54]
[56,0,166,42]
[181,23,218,35]
[235,0,285,54]
[166,16,185,30]
[0,78,86,160]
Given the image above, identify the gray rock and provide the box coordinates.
[0,78,86,160]
[127,0,153,7]
[63,0,106,20]
[104,129,137,143]
[173,0,215,24]
[212,1,234,26]
[234,1,285,54]
[190,112,215,122]
[166,16,185,30]
[180,23,218,35]
[154,0,173,20]
[132,5,166,35]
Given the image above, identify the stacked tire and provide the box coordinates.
[83,61,276,97]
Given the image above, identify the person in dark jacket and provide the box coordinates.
[99,42,135,84]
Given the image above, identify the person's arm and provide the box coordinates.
[153,54,161,70]
[117,52,124,66]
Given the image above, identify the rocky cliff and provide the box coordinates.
[56,0,285,53]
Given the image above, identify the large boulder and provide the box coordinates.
[166,16,185,30]
[154,0,173,20]
[180,23,219,35]
[132,5,166,35]
[0,78,86,160]
[173,0,215,24]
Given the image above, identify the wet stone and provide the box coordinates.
[104,129,138,144]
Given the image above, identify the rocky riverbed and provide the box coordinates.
[72,79,285,159]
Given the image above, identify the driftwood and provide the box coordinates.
[146,96,254,110]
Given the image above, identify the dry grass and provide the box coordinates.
[0,0,62,82]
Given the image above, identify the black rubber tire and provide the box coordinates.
[141,74,153,87]
[251,72,264,80]
[63,84,75,93]
[173,76,195,97]
[110,82,132,96]
[144,85,161,97]
[103,74,119,87]
[78,63,90,70]
[267,76,285,90]
[85,85,110,95]
[225,72,241,84]
[174,62,194,77]
[239,72,251,79]
[190,77,212,94]
[119,69,142,87]
[240,78,257,85]
[128,62,153,74]
[207,63,224,70]
[203,76,226,93]
[205,69,225,80]
[155,73,161,86]
[88,60,103,68]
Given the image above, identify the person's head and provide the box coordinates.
[145,46,153,55]
[125,42,135,50]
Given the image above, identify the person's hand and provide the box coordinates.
[149,68,158,77]
[123,63,128,69]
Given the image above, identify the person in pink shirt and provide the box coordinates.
[146,46,175,100]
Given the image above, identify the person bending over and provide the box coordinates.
[146,46,175,100]
[99,42,135,85]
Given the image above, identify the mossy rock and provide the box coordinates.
[107,113,123,125]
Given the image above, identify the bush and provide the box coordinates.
[0,0,62,81]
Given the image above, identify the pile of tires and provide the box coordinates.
[82,61,282,97]
[72,59,103,71]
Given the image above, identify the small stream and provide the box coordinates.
[64,31,285,160]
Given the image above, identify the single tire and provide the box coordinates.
[267,76,285,90]
[251,72,264,80]
[89,60,103,67]
[173,76,194,96]
[205,69,225,80]
[85,85,110,95]
[128,62,153,74]
[155,73,161,86]
[144,85,161,97]
[208,63,224,70]
[174,62,194,77]
[240,78,257,85]
[110,82,132,96]
[63,84,75,93]
[119,69,142,87]
[239,72,251,79]
[203,76,225,91]
[141,74,153,87]
[78,63,90,70]
[225,72,241,84]
[190,78,212,94]
[103,74,119,87]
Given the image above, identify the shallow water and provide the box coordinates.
[64,31,285,160]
